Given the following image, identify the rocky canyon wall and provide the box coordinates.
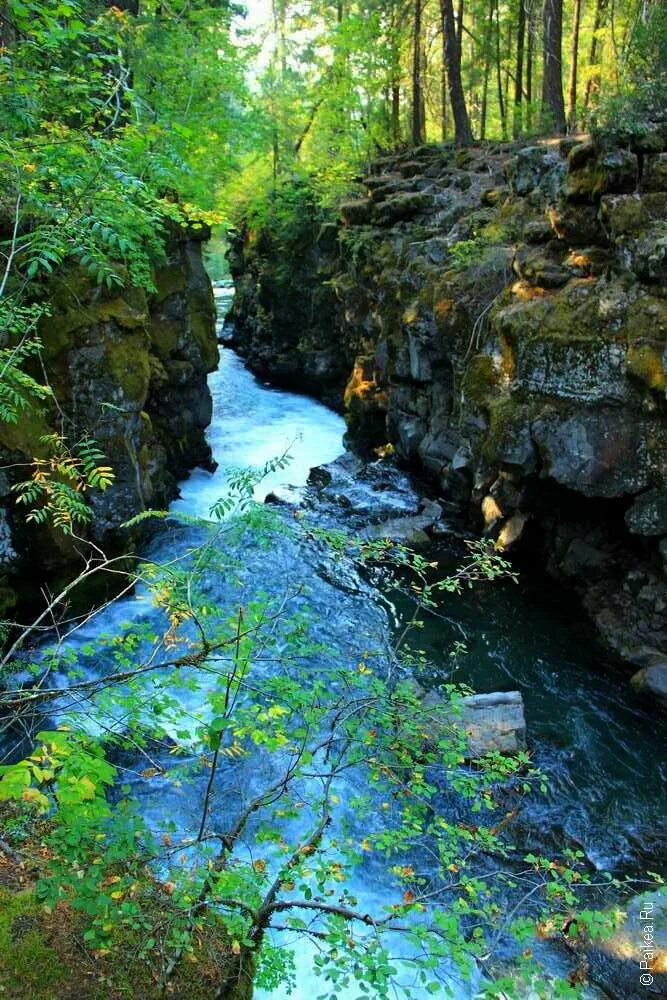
[230,130,667,691]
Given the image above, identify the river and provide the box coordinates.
[23,282,666,997]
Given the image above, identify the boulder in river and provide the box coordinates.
[419,688,527,759]
[630,661,667,707]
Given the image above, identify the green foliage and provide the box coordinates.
[11,432,114,531]
[0,474,650,997]
[0,729,115,816]
[447,238,490,272]
[0,0,252,534]
[0,328,51,424]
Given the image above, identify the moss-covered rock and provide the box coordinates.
[565,143,638,201]
[0,223,218,605]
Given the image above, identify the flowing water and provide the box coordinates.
[15,282,666,996]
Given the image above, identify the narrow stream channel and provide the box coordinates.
[26,282,666,996]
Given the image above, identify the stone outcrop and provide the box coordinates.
[0,222,218,612]
[230,130,667,685]
[227,191,352,410]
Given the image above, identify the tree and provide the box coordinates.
[412,0,424,144]
[513,0,527,136]
[495,0,507,137]
[583,0,608,109]
[567,0,583,129]
[440,0,474,144]
[542,0,566,131]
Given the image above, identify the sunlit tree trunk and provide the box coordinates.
[513,0,526,137]
[526,0,535,129]
[480,0,494,139]
[583,0,607,109]
[412,0,424,145]
[541,0,566,133]
[441,44,449,139]
[456,0,464,45]
[567,0,582,130]
[271,0,288,181]
[495,0,507,137]
[392,83,401,142]
[420,39,427,137]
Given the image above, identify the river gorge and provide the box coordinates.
[1,134,666,998]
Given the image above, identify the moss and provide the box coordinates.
[461,354,500,406]
[188,307,219,372]
[95,295,148,330]
[152,262,187,302]
[627,343,667,392]
[494,278,634,347]
[0,406,50,457]
[625,294,667,345]
[600,194,648,236]
[0,884,252,1000]
[340,199,372,225]
[481,394,528,463]
[40,275,147,358]
[105,333,151,405]
[0,889,65,998]
[145,317,181,358]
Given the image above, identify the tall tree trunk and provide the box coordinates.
[420,39,427,138]
[412,0,424,145]
[271,0,287,181]
[480,0,494,139]
[0,1,17,48]
[567,0,582,130]
[503,17,512,127]
[541,0,566,133]
[495,0,507,137]
[513,0,526,137]
[440,0,474,145]
[392,83,401,142]
[388,0,402,143]
[526,0,535,130]
[108,0,138,11]
[583,0,607,108]
[441,41,449,139]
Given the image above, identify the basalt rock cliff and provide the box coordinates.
[229,131,667,688]
[0,222,218,612]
